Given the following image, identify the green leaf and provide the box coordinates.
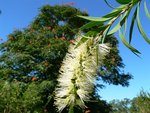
[144,0,150,20]
[85,30,99,36]
[119,30,141,55]
[85,25,109,37]
[129,7,137,44]
[80,21,103,30]
[137,3,150,44]
[107,22,120,35]
[102,25,111,43]
[116,0,131,4]
[77,15,112,22]
[103,8,123,18]
[123,15,127,36]
[75,35,90,48]
[132,0,141,6]
[108,9,131,35]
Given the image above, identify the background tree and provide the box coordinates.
[0,4,132,113]
[109,90,150,113]
[0,5,87,113]
[130,90,150,113]
[109,98,131,113]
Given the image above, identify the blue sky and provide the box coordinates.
[0,0,150,102]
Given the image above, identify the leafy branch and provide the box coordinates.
[78,0,150,55]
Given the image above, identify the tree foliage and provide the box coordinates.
[110,90,150,113]
[130,90,150,113]
[0,5,88,113]
[109,98,131,113]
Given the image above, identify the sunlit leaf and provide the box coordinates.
[144,0,150,20]
[108,9,131,35]
[137,3,150,44]
[123,15,127,36]
[129,7,137,44]
[119,30,141,55]
[102,25,111,43]
[77,15,112,22]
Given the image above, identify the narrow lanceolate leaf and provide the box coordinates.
[84,25,109,37]
[119,30,141,55]
[132,0,141,6]
[102,25,111,43]
[103,0,116,9]
[103,7,123,18]
[77,15,112,22]
[129,7,137,44]
[144,0,150,20]
[116,0,131,4]
[85,30,99,36]
[123,16,127,36]
[80,21,103,30]
[137,3,150,44]
[108,9,131,35]
[107,20,121,35]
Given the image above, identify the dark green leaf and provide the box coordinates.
[103,8,123,18]
[137,3,150,44]
[132,0,141,6]
[98,25,110,31]
[80,21,103,30]
[85,25,109,37]
[129,7,137,44]
[85,30,99,36]
[116,0,131,4]
[144,0,150,20]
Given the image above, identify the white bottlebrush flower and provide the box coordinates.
[54,36,110,112]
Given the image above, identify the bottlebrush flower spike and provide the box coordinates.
[54,36,110,112]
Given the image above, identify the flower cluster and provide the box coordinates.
[54,36,110,112]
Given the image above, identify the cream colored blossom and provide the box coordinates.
[54,36,110,112]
